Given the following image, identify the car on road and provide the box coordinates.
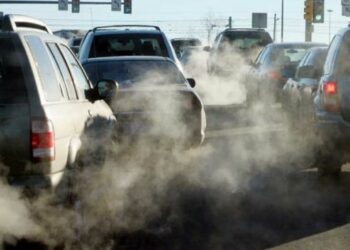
[282,46,328,129]
[206,28,273,75]
[0,14,116,192]
[245,42,327,105]
[82,56,206,147]
[179,46,207,78]
[78,25,183,71]
[313,27,350,175]
[68,36,83,54]
[170,37,202,59]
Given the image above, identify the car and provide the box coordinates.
[82,56,206,147]
[179,46,208,78]
[206,28,273,75]
[78,25,183,71]
[245,42,327,105]
[171,37,202,59]
[313,27,350,175]
[282,46,328,129]
[0,14,116,193]
[68,36,83,54]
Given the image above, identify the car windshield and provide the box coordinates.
[84,60,186,87]
[89,33,169,58]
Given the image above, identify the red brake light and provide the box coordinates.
[324,81,337,95]
[31,119,55,161]
[267,71,281,80]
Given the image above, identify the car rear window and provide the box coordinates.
[89,33,169,58]
[0,37,27,104]
[84,60,186,87]
[221,31,272,49]
[264,46,312,66]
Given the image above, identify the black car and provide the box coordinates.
[282,46,328,129]
[313,27,350,175]
[82,56,206,147]
[245,42,326,105]
[206,28,272,75]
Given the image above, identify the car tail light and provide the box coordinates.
[267,71,281,80]
[324,81,337,95]
[31,119,55,161]
[323,81,339,113]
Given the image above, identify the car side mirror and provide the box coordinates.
[96,79,119,103]
[187,78,196,88]
[203,46,211,52]
[298,65,315,79]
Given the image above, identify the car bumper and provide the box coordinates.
[8,170,65,190]
[315,110,350,150]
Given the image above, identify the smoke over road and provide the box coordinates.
[0,47,340,250]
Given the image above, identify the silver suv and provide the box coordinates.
[0,14,116,190]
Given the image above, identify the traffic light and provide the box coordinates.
[304,0,313,22]
[58,0,68,11]
[72,0,80,13]
[124,0,132,14]
[111,0,121,11]
[313,0,324,23]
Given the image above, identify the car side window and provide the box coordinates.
[337,35,350,76]
[324,36,341,75]
[25,36,64,102]
[47,43,78,100]
[59,45,91,99]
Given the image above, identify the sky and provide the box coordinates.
[1,0,350,44]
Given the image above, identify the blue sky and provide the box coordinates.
[1,0,349,44]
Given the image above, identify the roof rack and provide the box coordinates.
[1,14,52,34]
[92,25,161,32]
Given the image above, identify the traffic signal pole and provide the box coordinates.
[305,21,312,42]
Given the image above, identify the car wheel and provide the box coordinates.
[317,156,342,177]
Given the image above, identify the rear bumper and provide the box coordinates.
[315,110,350,152]
[8,170,65,190]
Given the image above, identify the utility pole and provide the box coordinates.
[281,0,284,42]
[228,16,232,29]
[273,13,279,42]
[327,9,333,43]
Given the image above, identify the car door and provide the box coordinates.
[58,44,115,165]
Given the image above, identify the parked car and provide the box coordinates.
[206,28,273,75]
[171,37,202,59]
[245,42,327,105]
[282,46,328,129]
[82,56,206,147]
[313,27,350,175]
[0,14,116,193]
[78,25,183,71]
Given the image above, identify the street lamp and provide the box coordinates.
[327,9,334,43]
[281,0,284,42]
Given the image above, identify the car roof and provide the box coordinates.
[223,28,269,33]
[88,25,162,36]
[83,56,174,64]
[267,42,327,48]
[171,38,201,41]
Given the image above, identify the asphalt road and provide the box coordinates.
[5,104,350,250]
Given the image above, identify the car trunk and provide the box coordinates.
[111,87,200,139]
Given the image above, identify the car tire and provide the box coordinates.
[317,157,342,177]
